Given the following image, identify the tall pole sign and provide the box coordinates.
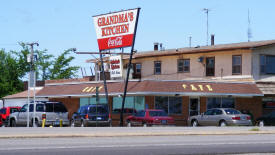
[93,8,140,126]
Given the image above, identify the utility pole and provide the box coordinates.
[203,8,210,46]
[26,42,39,127]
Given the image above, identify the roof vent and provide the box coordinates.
[211,34,215,46]
[154,42,159,51]
[195,45,200,48]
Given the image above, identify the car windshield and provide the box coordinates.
[224,109,241,115]
[89,106,108,114]
[149,111,168,117]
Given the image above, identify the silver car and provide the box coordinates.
[8,101,70,127]
[188,108,252,127]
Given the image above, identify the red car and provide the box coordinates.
[0,107,21,127]
[125,109,175,127]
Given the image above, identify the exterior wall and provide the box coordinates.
[235,97,262,123]
[252,45,275,81]
[49,98,80,120]
[200,97,207,114]
[129,49,252,81]
[3,98,48,108]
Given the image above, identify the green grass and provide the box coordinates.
[249,128,260,131]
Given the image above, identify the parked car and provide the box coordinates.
[0,106,21,127]
[71,104,111,127]
[188,108,252,127]
[125,109,175,127]
[256,111,275,126]
[8,101,69,127]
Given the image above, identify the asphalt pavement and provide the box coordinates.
[0,126,275,138]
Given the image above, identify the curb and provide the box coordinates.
[1,130,275,139]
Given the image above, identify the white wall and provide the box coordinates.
[3,98,48,107]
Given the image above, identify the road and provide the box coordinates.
[0,134,275,155]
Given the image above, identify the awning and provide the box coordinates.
[257,82,275,95]
[36,80,263,98]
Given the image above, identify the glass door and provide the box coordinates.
[189,97,200,116]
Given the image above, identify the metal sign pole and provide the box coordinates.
[99,50,109,110]
[120,8,140,126]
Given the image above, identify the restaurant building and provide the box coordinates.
[37,39,275,126]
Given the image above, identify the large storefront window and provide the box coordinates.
[262,98,275,109]
[207,97,235,109]
[112,96,145,114]
[155,96,182,115]
[80,97,107,107]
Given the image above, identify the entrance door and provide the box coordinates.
[189,97,200,116]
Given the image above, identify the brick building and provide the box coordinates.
[37,40,275,126]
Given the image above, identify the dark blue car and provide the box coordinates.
[71,104,111,127]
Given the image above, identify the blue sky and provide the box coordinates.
[1,0,275,77]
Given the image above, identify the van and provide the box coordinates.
[8,101,69,127]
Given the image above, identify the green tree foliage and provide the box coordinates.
[0,49,23,98]
[0,44,79,98]
[49,49,79,80]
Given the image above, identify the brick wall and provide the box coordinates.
[49,98,80,119]
[235,97,262,122]
[200,97,207,113]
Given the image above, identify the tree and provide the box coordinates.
[0,49,23,98]
[49,48,80,80]
[12,43,54,80]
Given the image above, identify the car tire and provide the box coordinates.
[10,119,16,127]
[192,120,198,127]
[71,120,75,127]
[219,120,227,127]
[259,120,264,127]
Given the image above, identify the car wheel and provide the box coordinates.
[192,120,198,127]
[259,120,264,127]
[10,119,16,127]
[71,120,75,127]
[219,120,227,127]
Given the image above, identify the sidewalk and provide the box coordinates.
[0,126,275,138]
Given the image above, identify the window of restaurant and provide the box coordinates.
[154,61,161,74]
[260,55,275,74]
[155,96,182,115]
[206,57,215,76]
[232,55,242,75]
[262,97,275,109]
[80,97,107,107]
[112,96,145,114]
[207,97,235,109]
[178,59,190,73]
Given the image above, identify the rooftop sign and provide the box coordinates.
[93,8,140,51]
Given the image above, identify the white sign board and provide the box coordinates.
[109,55,123,78]
[93,8,140,50]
